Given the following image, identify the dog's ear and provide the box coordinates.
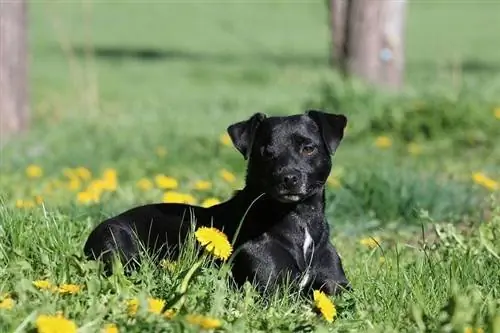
[227,113,267,159]
[306,110,347,154]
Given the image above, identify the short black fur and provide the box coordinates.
[84,110,350,296]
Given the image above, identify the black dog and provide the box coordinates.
[84,110,350,296]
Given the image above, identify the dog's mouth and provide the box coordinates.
[273,191,306,203]
[278,194,302,203]
[270,181,325,203]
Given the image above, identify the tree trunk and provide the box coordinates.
[379,0,407,89]
[0,0,29,141]
[328,0,348,70]
[330,0,407,89]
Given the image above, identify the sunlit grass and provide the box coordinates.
[1,1,499,331]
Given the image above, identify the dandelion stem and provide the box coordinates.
[231,193,265,247]
[163,259,203,312]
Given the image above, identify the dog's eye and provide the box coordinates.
[301,145,317,156]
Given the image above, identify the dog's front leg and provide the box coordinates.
[309,244,351,296]
[231,242,302,295]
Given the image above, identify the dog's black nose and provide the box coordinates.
[282,172,300,187]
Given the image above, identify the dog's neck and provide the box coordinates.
[212,186,326,244]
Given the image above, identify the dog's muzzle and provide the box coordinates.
[273,170,307,203]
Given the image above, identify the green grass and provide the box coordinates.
[1,194,499,332]
[1,1,500,332]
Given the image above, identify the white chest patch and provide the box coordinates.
[299,228,314,288]
[302,228,313,258]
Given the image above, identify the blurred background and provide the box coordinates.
[1,0,499,235]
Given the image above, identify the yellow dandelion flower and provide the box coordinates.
[219,133,232,146]
[472,172,487,183]
[164,309,176,319]
[464,328,484,333]
[87,179,104,195]
[186,314,222,329]
[26,164,43,178]
[87,179,106,196]
[220,169,236,183]
[76,167,92,181]
[155,175,179,189]
[313,290,337,323]
[23,200,36,208]
[195,227,233,260]
[56,284,81,295]
[0,297,14,310]
[407,142,422,155]
[66,177,82,191]
[16,198,40,208]
[163,191,196,205]
[101,168,118,191]
[327,176,341,188]
[102,168,117,179]
[472,172,498,191]
[144,298,165,314]
[136,178,153,191]
[494,107,500,119]
[76,191,99,205]
[33,280,53,290]
[34,195,44,205]
[127,297,165,316]
[63,167,88,185]
[374,136,392,149]
[182,194,196,205]
[201,197,221,208]
[126,298,140,316]
[36,314,77,333]
[102,323,119,333]
[482,178,499,191]
[63,167,92,181]
[156,146,167,157]
[360,236,381,249]
[89,184,104,198]
[194,180,212,191]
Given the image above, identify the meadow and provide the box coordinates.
[1,1,500,332]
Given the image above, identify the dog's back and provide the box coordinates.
[83,203,210,273]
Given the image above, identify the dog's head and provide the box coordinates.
[227,110,347,203]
